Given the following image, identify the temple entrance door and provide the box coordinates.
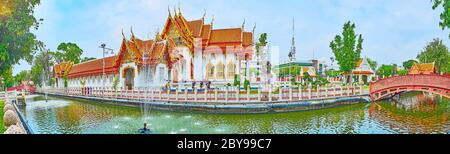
[125,68,134,90]
[173,65,179,83]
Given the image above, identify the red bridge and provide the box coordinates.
[369,74,450,101]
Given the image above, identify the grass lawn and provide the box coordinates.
[0,100,4,133]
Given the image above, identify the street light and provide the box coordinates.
[99,43,114,97]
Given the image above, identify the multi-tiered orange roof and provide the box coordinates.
[54,9,254,79]
[408,62,436,75]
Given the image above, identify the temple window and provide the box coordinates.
[217,62,225,79]
[228,62,235,78]
[206,63,215,79]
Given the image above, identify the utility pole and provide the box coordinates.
[99,43,114,97]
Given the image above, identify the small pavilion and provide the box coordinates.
[342,58,374,84]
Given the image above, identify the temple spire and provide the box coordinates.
[289,17,296,62]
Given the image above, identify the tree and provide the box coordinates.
[1,66,14,88]
[366,58,378,71]
[402,59,418,70]
[377,64,397,77]
[31,49,54,87]
[0,0,43,85]
[255,33,268,76]
[31,64,44,87]
[330,21,363,74]
[325,69,341,77]
[431,0,450,38]
[233,74,240,88]
[81,57,96,63]
[54,42,83,64]
[303,72,312,87]
[14,70,31,86]
[417,38,450,73]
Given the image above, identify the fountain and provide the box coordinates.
[138,48,153,134]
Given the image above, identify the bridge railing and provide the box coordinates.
[369,74,450,93]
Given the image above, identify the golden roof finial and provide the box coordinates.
[202,9,207,20]
[121,28,126,39]
[242,18,246,30]
[174,6,177,16]
[168,5,171,17]
[252,23,256,34]
[131,26,135,39]
[178,2,181,14]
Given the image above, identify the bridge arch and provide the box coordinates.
[369,74,450,101]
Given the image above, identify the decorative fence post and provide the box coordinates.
[225,87,228,102]
[205,88,208,102]
[279,85,283,101]
[176,86,179,100]
[325,84,328,98]
[308,84,312,99]
[289,86,293,100]
[167,88,170,100]
[194,88,198,101]
[257,85,261,101]
[360,85,363,95]
[236,87,239,102]
[317,85,320,98]
[185,87,188,100]
[247,86,250,101]
[298,85,302,100]
[269,85,272,101]
[214,88,218,101]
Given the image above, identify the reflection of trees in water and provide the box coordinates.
[369,93,449,134]
[30,97,141,134]
[198,104,366,134]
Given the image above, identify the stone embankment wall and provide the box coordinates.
[2,100,27,134]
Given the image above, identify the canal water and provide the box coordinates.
[18,92,449,134]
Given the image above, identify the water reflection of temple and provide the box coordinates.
[368,93,449,134]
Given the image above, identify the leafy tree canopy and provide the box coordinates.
[0,0,43,87]
[54,42,84,64]
[431,0,450,38]
[330,21,363,74]
[366,58,378,71]
[81,57,96,63]
[417,38,450,73]
[377,64,398,77]
[402,59,418,70]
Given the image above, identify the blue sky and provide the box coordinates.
[13,0,449,75]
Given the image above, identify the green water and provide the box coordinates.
[19,92,449,134]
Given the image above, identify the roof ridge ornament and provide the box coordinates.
[168,5,171,17]
[252,23,256,34]
[242,18,246,30]
[178,2,181,15]
[174,6,177,16]
[131,26,135,40]
[121,28,126,39]
[202,9,207,21]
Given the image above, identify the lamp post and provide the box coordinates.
[99,43,114,97]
